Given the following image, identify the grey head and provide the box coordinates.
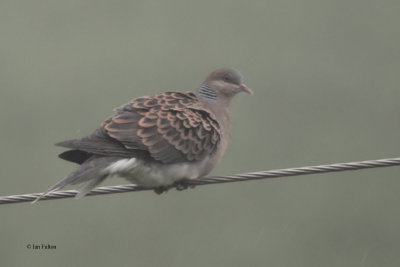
[197,68,253,101]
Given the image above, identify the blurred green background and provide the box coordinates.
[1,0,399,266]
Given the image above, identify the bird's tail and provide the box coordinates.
[32,157,119,203]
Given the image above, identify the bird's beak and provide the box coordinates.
[240,83,254,95]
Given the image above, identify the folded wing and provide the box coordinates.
[56,92,221,164]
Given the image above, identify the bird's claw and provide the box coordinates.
[153,186,171,195]
[153,180,196,194]
[174,180,195,191]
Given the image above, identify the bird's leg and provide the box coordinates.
[153,185,172,195]
[173,179,196,191]
[153,180,196,194]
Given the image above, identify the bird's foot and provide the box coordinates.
[153,185,172,195]
[153,180,196,194]
[173,179,196,191]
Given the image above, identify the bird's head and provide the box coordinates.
[201,68,253,99]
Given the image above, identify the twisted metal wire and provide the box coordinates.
[1,157,399,205]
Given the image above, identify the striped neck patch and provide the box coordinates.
[198,84,217,100]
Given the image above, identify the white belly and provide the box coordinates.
[102,157,210,187]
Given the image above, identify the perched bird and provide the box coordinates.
[35,68,253,201]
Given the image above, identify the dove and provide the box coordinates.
[35,68,253,201]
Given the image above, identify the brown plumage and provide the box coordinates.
[35,68,252,201]
[104,92,221,163]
